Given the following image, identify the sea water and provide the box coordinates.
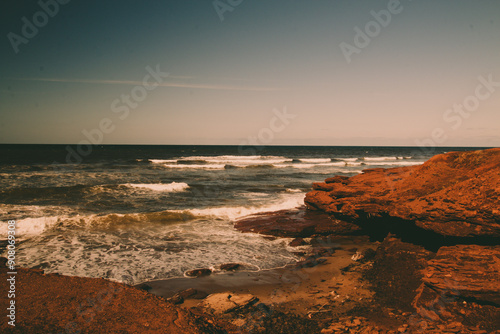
[0,145,484,284]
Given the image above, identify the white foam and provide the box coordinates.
[187,156,290,166]
[163,164,226,170]
[149,159,177,164]
[177,193,305,221]
[337,158,358,162]
[15,219,299,285]
[124,182,189,192]
[285,162,347,168]
[148,155,376,169]
[0,216,60,238]
[299,158,332,163]
[7,199,308,234]
[363,156,400,161]
[239,192,272,199]
[165,155,293,167]
[0,204,78,225]
[286,188,303,193]
[313,169,363,175]
[365,161,422,166]
[178,155,287,162]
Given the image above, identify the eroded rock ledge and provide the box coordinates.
[414,244,500,308]
[305,148,500,238]
[0,267,225,334]
[411,244,500,330]
[364,237,500,332]
[234,207,361,238]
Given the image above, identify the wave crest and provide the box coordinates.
[123,182,189,192]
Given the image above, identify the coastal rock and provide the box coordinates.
[296,257,327,268]
[169,288,208,303]
[177,288,197,299]
[361,248,376,261]
[305,148,500,237]
[167,294,184,305]
[0,267,225,333]
[200,293,258,314]
[192,290,209,300]
[411,245,500,330]
[185,268,212,277]
[219,263,240,271]
[309,235,344,250]
[363,235,435,312]
[289,237,307,247]
[414,245,500,309]
[234,207,361,238]
[312,182,337,191]
[351,252,364,261]
[325,175,351,184]
[136,283,153,292]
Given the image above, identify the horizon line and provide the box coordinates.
[13,77,283,92]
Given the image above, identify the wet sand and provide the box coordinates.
[143,235,377,315]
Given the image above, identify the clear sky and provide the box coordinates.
[1,0,499,146]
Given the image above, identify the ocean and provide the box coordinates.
[0,145,487,285]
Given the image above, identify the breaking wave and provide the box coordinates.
[123,182,189,192]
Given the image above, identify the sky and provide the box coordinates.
[0,0,499,146]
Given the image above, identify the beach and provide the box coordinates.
[142,235,376,314]
[0,145,440,285]
[1,147,500,333]
[3,0,500,331]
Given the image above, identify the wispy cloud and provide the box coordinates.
[14,77,282,92]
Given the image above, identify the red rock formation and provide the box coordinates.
[305,148,500,237]
[234,207,360,237]
[219,263,240,271]
[0,267,225,333]
[185,268,212,277]
[412,245,500,328]
[363,235,435,312]
[415,245,500,306]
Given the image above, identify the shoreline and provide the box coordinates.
[5,232,498,333]
[142,235,376,312]
[2,148,499,333]
[139,235,393,333]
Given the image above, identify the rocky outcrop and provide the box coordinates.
[289,237,307,247]
[414,245,500,307]
[167,288,209,305]
[185,268,212,277]
[201,293,258,315]
[363,235,435,312]
[0,267,225,334]
[411,245,500,330]
[219,263,240,271]
[305,148,500,238]
[234,207,361,237]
